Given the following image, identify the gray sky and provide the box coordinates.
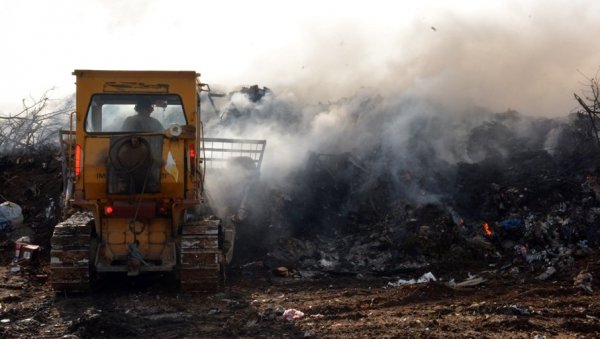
[1,0,599,116]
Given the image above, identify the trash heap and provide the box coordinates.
[0,147,62,263]
[263,111,600,279]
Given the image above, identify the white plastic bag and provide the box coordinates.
[0,201,23,234]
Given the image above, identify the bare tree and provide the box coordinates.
[574,75,600,146]
[0,89,73,155]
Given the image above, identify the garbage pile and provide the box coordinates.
[0,148,62,263]
[263,111,600,279]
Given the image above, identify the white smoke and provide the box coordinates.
[194,0,600,205]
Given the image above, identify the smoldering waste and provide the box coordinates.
[208,90,600,279]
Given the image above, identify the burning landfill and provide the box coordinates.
[205,84,600,275]
[0,82,600,337]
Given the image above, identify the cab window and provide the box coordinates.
[84,94,187,133]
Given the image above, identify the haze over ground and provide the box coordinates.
[1,0,599,116]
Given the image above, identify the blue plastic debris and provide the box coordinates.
[500,218,522,230]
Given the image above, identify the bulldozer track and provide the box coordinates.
[50,212,94,292]
[179,218,223,291]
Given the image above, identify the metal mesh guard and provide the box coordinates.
[201,137,266,170]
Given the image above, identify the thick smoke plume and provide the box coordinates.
[202,87,569,204]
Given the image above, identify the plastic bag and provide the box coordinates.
[0,201,23,234]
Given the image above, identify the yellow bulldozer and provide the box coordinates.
[51,70,266,291]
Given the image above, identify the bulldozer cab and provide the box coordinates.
[67,70,203,205]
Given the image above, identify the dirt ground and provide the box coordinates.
[0,254,598,338]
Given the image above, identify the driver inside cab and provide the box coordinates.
[122,98,164,132]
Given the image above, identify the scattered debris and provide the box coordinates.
[449,275,487,288]
[282,308,305,321]
[573,270,593,293]
[497,304,533,316]
[303,330,316,337]
[262,306,285,321]
[535,266,557,281]
[388,272,437,287]
[208,307,221,315]
[18,244,40,263]
[34,274,48,282]
[273,266,289,277]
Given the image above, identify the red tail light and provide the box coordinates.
[156,201,170,216]
[104,205,114,216]
[189,144,196,158]
[74,144,82,177]
[188,144,196,173]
